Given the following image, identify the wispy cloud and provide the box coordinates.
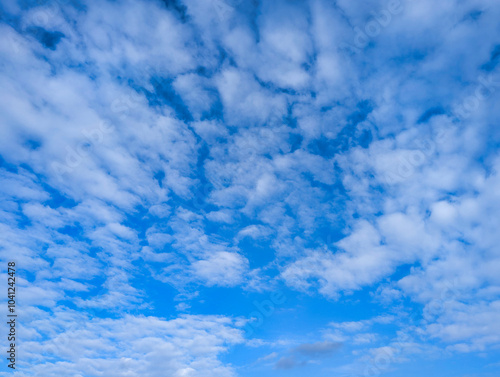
[1,0,500,376]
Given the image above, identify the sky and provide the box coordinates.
[0,0,500,376]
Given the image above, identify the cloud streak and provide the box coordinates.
[1,0,500,376]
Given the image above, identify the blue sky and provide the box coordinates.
[1,0,500,376]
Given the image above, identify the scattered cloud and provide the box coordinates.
[1,0,500,376]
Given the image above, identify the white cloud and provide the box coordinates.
[192,251,249,287]
[14,310,244,377]
[2,0,500,374]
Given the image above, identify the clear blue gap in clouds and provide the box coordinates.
[0,0,499,376]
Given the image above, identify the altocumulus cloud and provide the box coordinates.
[0,0,500,376]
